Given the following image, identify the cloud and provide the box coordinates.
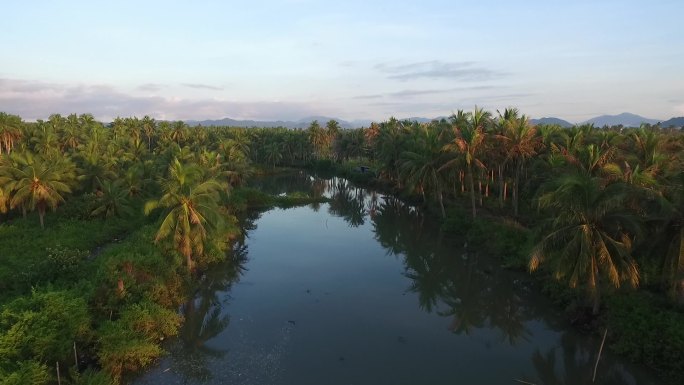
[375,60,505,81]
[0,78,320,121]
[352,85,498,99]
[352,93,384,100]
[137,83,165,92]
[181,83,224,91]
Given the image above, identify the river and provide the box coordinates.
[133,172,661,385]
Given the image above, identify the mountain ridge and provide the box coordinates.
[582,112,660,127]
[185,112,678,129]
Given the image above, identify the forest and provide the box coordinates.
[0,109,682,384]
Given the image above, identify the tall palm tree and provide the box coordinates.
[308,120,328,159]
[141,115,157,152]
[0,112,23,155]
[441,107,491,218]
[144,159,227,272]
[529,174,641,314]
[60,113,82,153]
[399,123,449,217]
[497,111,540,216]
[0,152,76,228]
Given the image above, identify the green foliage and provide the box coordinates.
[118,301,182,341]
[0,217,136,297]
[70,369,115,385]
[606,292,684,382]
[97,321,164,382]
[44,245,88,280]
[441,209,533,268]
[0,361,49,385]
[0,290,91,368]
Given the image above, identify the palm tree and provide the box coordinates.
[399,123,449,217]
[0,112,23,155]
[91,178,132,218]
[441,107,491,218]
[0,152,76,228]
[60,113,82,153]
[529,174,640,314]
[497,110,540,216]
[262,141,283,169]
[376,118,406,183]
[144,159,227,272]
[141,115,157,151]
[30,121,60,159]
[308,120,328,159]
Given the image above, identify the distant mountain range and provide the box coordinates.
[186,112,683,129]
[185,116,372,129]
[582,112,661,127]
[661,116,684,128]
[529,117,573,128]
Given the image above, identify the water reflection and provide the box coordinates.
[303,174,659,385]
[136,172,661,385]
[168,241,249,382]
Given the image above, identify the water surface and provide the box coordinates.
[134,173,661,385]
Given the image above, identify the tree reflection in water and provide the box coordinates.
[526,332,660,385]
[324,176,654,385]
[168,239,249,382]
[159,172,658,385]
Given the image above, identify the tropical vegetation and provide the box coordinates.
[0,109,682,383]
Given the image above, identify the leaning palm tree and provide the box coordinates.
[0,152,76,228]
[529,173,641,314]
[144,159,227,272]
[441,107,491,218]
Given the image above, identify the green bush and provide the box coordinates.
[97,321,164,382]
[606,292,684,382]
[0,290,91,369]
[118,301,182,341]
[0,361,50,385]
[71,369,115,385]
[441,209,532,268]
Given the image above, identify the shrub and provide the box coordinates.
[606,292,684,382]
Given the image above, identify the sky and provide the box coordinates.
[1,0,683,123]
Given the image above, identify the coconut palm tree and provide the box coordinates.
[308,120,328,159]
[399,123,449,217]
[144,159,227,272]
[91,177,132,218]
[262,141,283,169]
[141,115,157,152]
[529,173,641,314]
[441,107,491,218]
[0,112,23,155]
[0,152,76,228]
[497,110,540,216]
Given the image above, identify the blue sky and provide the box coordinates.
[1,0,682,122]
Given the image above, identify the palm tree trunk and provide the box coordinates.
[467,164,476,218]
[186,254,194,272]
[478,180,483,206]
[438,190,446,218]
[513,161,522,217]
[591,260,601,315]
[498,165,504,209]
[38,207,45,229]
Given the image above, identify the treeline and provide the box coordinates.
[0,109,682,383]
